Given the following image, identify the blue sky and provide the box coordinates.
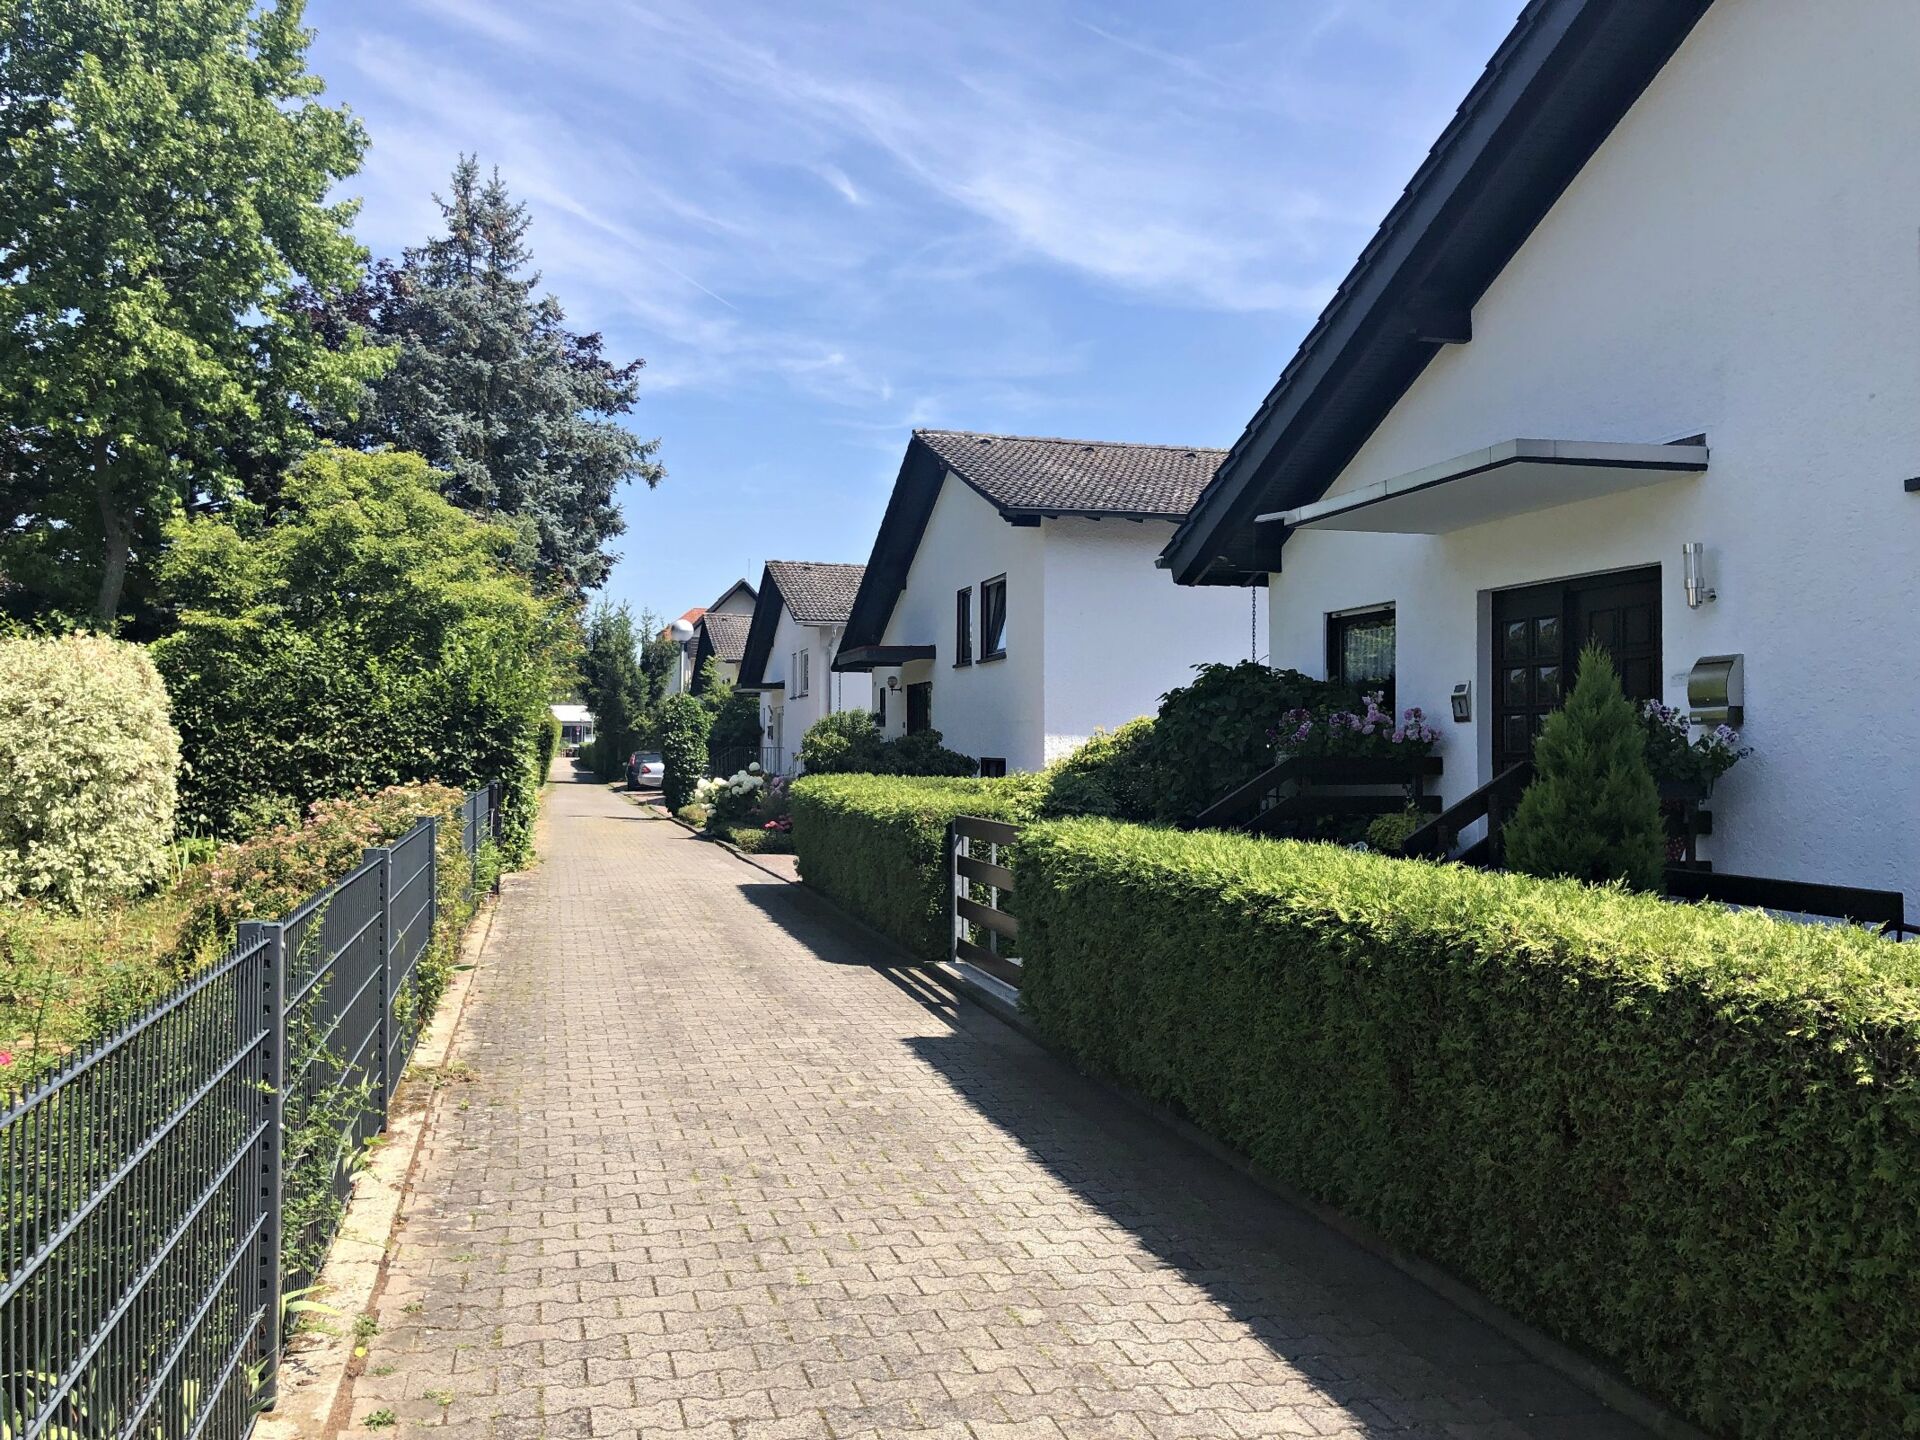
[303,0,1524,624]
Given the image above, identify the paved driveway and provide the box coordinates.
[339,774,1649,1439]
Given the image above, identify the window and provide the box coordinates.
[954,587,973,666]
[1327,606,1396,715]
[877,685,886,728]
[791,648,810,698]
[979,575,1007,660]
[978,757,1007,778]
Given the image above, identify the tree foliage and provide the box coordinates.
[1505,644,1666,891]
[657,693,710,811]
[1151,662,1353,821]
[0,0,382,629]
[578,601,648,781]
[151,447,562,854]
[309,157,662,594]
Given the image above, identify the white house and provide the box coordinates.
[834,431,1259,774]
[736,561,871,772]
[1162,0,1920,906]
[549,703,593,748]
[663,580,756,696]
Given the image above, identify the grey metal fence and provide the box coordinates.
[0,783,499,1440]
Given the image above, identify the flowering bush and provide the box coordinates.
[694,765,766,829]
[1638,701,1751,788]
[1271,693,1441,759]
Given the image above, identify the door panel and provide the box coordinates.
[1491,567,1660,776]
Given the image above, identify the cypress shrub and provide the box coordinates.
[1505,644,1665,891]
[658,693,711,810]
[789,773,1041,959]
[1015,819,1920,1437]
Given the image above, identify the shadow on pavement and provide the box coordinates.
[728,879,1646,1440]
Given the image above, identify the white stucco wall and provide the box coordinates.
[867,479,1257,770]
[1041,518,1258,763]
[1265,0,1920,899]
[757,607,871,772]
[876,474,1047,769]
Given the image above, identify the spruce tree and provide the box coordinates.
[316,158,662,594]
[1503,644,1666,892]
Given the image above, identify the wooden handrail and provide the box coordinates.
[1400,761,1533,862]
[1189,754,1443,831]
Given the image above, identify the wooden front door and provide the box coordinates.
[905,681,932,735]
[1491,566,1661,776]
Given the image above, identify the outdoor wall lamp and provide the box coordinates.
[1450,682,1472,723]
[1682,542,1717,608]
[886,674,900,690]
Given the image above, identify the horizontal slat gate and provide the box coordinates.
[950,816,1023,986]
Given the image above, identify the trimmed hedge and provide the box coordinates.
[1015,819,1920,1437]
[790,773,1040,960]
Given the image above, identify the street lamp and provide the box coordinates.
[668,617,694,691]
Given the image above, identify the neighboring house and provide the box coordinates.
[689,610,751,695]
[834,431,1257,774]
[550,703,594,747]
[737,561,870,772]
[663,581,755,696]
[1163,0,1920,900]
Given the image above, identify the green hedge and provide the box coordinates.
[658,693,711,810]
[790,773,1040,961]
[1015,819,1920,1437]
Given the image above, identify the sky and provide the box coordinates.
[302,0,1526,625]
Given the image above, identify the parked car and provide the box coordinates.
[627,751,665,789]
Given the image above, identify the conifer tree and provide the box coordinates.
[317,158,662,594]
[1504,644,1666,892]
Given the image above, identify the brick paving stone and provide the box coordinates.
[333,774,1652,1439]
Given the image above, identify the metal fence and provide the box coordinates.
[0,783,499,1440]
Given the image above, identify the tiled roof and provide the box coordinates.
[914,430,1226,519]
[698,610,752,663]
[765,561,864,625]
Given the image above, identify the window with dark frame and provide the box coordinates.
[954,587,973,666]
[979,575,1007,659]
[978,758,1008,778]
[1326,606,1396,715]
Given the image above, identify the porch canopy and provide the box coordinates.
[1258,438,1707,535]
[833,643,935,672]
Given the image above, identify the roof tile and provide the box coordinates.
[764,561,864,625]
[914,430,1225,518]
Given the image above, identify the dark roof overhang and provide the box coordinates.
[833,644,936,673]
[1161,0,1716,586]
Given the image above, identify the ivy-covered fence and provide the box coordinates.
[0,784,500,1440]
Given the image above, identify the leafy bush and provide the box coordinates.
[1505,645,1664,891]
[0,633,181,909]
[1151,662,1351,821]
[799,710,885,774]
[797,711,975,777]
[152,447,561,863]
[1036,718,1158,820]
[1363,809,1428,855]
[790,774,1041,960]
[2,781,484,1089]
[876,729,976,776]
[657,693,710,810]
[534,712,561,780]
[708,690,764,768]
[724,824,794,856]
[1015,820,1920,1437]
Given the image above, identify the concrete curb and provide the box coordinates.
[799,883,1712,1440]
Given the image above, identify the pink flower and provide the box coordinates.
[0,1050,12,1067]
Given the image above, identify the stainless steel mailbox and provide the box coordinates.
[1687,653,1744,727]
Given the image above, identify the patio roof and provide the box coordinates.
[1259,438,1707,535]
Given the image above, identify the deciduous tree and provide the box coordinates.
[0,0,381,628]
